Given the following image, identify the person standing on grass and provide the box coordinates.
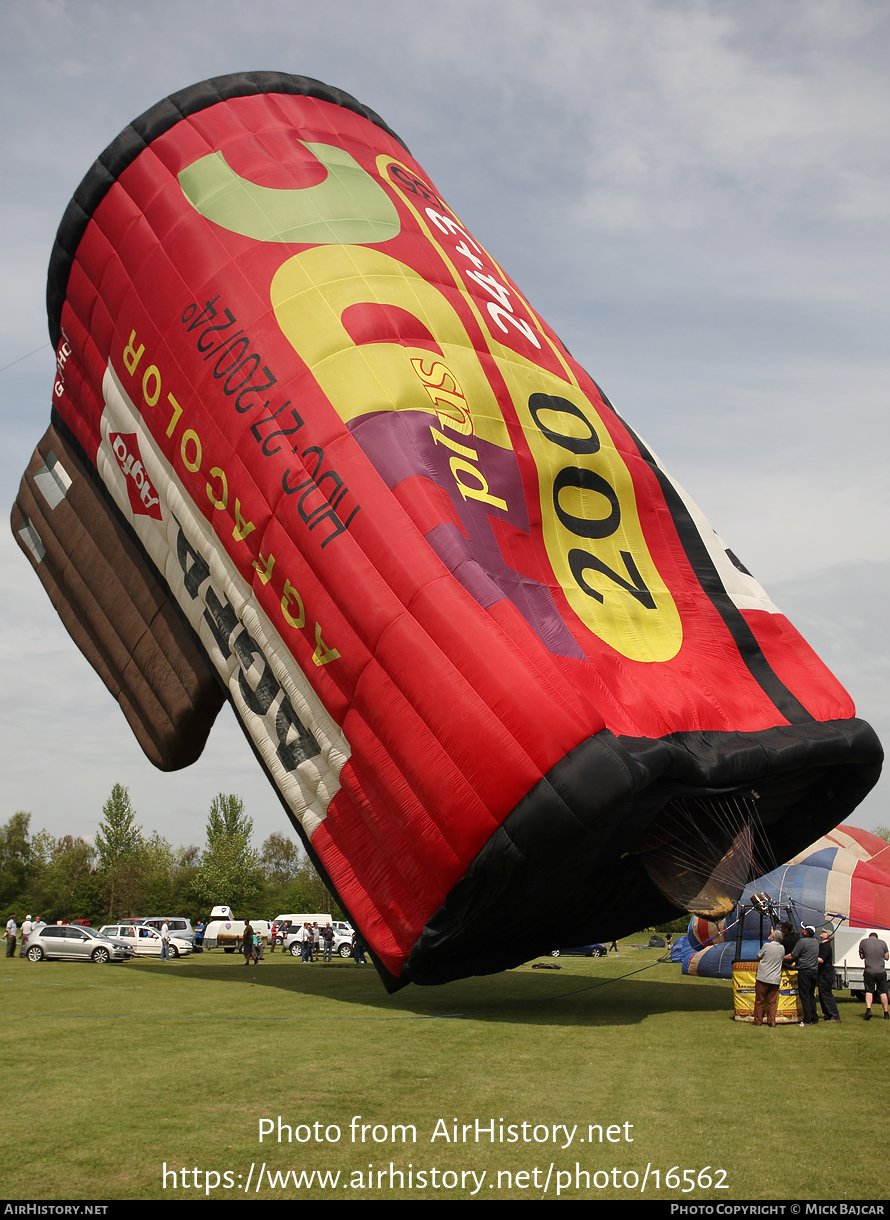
[780,921,799,958]
[160,919,171,962]
[858,931,889,1021]
[321,922,334,962]
[753,928,784,1027]
[19,916,33,958]
[242,922,255,966]
[786,924,820,1025]
[5,915,17,958]
[352,928,367,966]
[816,930,841,1023]
[300,922,313,963]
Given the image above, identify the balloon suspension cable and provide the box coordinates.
[0,341,51,376]
[746,795,781,879]
[641,792,758,917]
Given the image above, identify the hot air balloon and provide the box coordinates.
[11,72,882,990]
[672,824,890,978]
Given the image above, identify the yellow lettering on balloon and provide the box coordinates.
[269,245,512,453]
[429,427,478,461]
[312,622,340,667]
[281,579,306,629]
[448,459,508,511]
[252,551,275,585]
[206,466,228,511]
[123,330,144,376]
[410,357,473,435]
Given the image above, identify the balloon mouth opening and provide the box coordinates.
[639,793,757,919]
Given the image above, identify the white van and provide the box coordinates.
[272,914,354,952]
[273,912,333,932]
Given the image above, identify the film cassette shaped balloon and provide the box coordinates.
[12,73,882,989]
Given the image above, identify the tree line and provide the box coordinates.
[0,784,340,926]
[3,787,887,931]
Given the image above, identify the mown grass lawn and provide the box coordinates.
[0,941,882,1201]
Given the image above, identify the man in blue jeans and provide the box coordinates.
[160,919,170,962]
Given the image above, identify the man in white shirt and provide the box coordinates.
[160,920,171,962]
[19,916,33,958]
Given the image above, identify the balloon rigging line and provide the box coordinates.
[647,794,757,889]
[0,342,51,375]
[653,795,753,860]
[0,958,673,1022]
[748,801,781,879]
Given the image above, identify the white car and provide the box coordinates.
[100,924,192,958]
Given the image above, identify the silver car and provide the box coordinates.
[26,925,133,964]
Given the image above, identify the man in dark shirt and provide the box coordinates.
[780,921,799,959]
[786,924,819,1025]
[817,930,841,1023]
[858,931,889,1021]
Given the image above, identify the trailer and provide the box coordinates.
[203,905,270,953]
[830,924,890,997]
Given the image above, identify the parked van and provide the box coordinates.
[271,914,353,946]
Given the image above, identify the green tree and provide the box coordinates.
[170,845,202,917]
[95,784,145,918]
[259,831,342,917]
[33,834,97,923]
[872,825,890,843]
[0,812,34,911]
[195,794,263,913]
[260,831,302,886]
[140,833,176,912]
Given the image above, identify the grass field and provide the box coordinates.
[0,942,884,1201]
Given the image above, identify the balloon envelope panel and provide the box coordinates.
[12,73,882,989]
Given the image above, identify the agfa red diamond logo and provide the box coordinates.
[109,432,163,520]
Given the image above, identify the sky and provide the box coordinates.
[0,0,887,850]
